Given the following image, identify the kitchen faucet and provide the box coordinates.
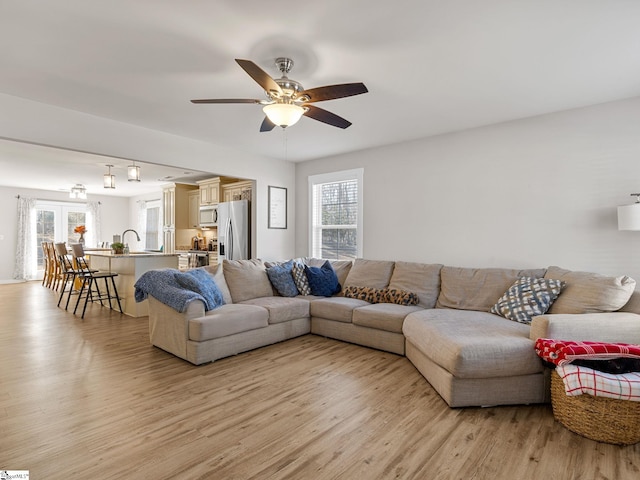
[122,229,141,245]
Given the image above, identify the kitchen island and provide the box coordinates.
[88,251,179,317]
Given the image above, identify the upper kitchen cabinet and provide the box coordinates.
[162,183,197,229]
[162,183,198,253]
[222,180,253,202]
[188,190,200,229]
[162,183,199,255]
[162,184,176,228]
[198,178,220,205]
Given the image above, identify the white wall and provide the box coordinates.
[296,96,640,281]
[0,185,129,281]
[0,93,296,263]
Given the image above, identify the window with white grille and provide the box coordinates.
[309,169,363,260]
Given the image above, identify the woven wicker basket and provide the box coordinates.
[551,370,640,445]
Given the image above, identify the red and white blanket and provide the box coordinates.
[557,364,640,401]
[535,338,640,366]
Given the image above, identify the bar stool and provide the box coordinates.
[71,243,123,318]
[54,242,85,310]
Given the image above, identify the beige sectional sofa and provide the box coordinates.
[146,258,640,408]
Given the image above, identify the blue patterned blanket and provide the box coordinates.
[134,268,224,312]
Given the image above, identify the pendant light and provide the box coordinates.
[128,160,141,182]
[103,164,115,189]
[69,184,87,199]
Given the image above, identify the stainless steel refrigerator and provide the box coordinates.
[217,200,249,261]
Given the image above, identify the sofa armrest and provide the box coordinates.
[530,312,640,343]
[148,295,206,361]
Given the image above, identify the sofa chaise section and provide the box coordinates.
[403,265,640,407]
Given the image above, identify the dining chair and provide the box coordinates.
[50,242,64,291]
[70,243,123,318]
[41,242,51,287]
[54,242,84,310]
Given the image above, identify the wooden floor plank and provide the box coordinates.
[1,281,639,479]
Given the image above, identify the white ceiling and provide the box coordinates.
[0,138,215,197]
[2,0,640,195]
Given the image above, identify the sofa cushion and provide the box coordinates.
[490,277,565,324]
[305,260,341,297]
[344,259,395,289]
[403,309,543,379]
[188,304,269,341]
[331,260,352,295]
[310,297,370,323]
[544,266,636,314]
[292,261,312,295]
[205,264,233,305]
[240,296,311,324]
[436,266,546,311]
[388,261,443,308]
[223,259,274,303]
[353,303,423,333]
[266,260,299,297]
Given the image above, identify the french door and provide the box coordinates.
[36,201,87,271]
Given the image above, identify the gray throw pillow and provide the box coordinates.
[490,277,565,324]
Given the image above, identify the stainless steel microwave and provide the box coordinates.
[199,205,218,227]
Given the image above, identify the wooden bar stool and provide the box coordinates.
[54,242,84,310]
[70,243,123,318]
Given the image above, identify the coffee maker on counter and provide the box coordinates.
[191,235,205,251]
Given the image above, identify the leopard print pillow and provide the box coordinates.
[344,286,418,305]
[384,288,419,306]
[343,286,380,303]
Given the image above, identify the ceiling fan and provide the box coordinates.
[191,57,368,131]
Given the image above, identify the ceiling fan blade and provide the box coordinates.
[235,59,283,97]
[303,105,352,129]
[191,98,263,104]
[298,83,368,103]
[260,116,276,132]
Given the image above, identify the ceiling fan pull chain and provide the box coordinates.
[283,129,288,162]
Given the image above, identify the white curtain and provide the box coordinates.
[86,201,101,247]
[138,200,147,249]
[13,196,37,280]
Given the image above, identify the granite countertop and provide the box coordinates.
[88,251,179,257]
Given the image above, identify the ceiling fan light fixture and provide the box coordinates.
[103,164,116,189]
[70,183,87,199]
[263,103,305,128]
[127,161,141,182]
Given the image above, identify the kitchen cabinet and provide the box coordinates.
[222,180,253,202]
[163,228,175,254]
[162,185,175,228]
[162,183,198,253]
[188,190,200,228]
[198,178,220,205]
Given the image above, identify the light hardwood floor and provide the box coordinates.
[1,282,639,479]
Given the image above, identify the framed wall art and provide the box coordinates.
[268,185,287,229]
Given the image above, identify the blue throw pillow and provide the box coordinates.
[266,260,299,297]
[304,260,341,297]
[174,268,224,311]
